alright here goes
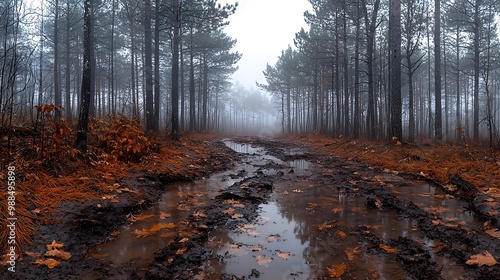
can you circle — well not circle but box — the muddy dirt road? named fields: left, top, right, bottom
left=5, top=137, right=500, bottom=279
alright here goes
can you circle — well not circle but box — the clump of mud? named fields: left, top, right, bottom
left=145, top=176, right=273, bottom=280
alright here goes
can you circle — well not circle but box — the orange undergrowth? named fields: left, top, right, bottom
left=289, top=134, right=500, bottom=191
left=0, top=114, right=228, bottom=255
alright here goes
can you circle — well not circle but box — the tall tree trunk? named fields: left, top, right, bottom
left=144, top=0, right=154, bottom=131
left=65, top=0, right=71, bottom=121
left=189, top=26, right=196, bottom=131
left=343, top=8, right=349, bottom=137
left=389, top=0, right=402, bottom=141
left=75, top=0, right=93, bottom=153
left=171, top=0, right=180, bottom=140
left=353, top=0, right=360, bottom=138
left=202, top=53, right=208, bottom=131
left=180, top=32, right=185, bottom=130
left=110, top=0, right=115, bottom=115
left=54, top=0, right=61, bottom=120
left=434, top=0, right=442, bottom=142
left=472, top=0, right=480, bottom=141
left=362, top=0, right=380, bottom=140
left=154, top=0, right=160, bottom=131
left=130, top=11, right=137, bottom=118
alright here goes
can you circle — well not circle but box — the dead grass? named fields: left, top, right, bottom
left=288, top=134, right=500, bottom=191
left=0, top=118, right=228, bottom=255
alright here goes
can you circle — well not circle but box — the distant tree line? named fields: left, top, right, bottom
left=0, top=0, right=241, bottom=143
left=262, top=0, right=500, bottom=147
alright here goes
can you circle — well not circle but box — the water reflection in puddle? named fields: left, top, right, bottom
left=88, top=139, right=472, bottom=279
left=205, top=202, right=312, bottom=279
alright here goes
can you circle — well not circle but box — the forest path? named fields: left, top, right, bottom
left=6, top=136, right=500, bottom=280
left=143, top=136, right=500, bottom=279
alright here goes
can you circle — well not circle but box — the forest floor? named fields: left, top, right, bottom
left=2, top=132, right=500, bottom=279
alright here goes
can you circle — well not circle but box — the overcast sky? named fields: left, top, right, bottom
left=222, top=0, right=312, bottom=90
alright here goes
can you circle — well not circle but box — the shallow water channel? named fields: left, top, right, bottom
left=89, top=139, right=479, bottom=279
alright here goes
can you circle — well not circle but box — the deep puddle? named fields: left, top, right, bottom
left=87, top=139, right=475, bottom=279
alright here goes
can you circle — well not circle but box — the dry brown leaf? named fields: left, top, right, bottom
left=306, top=203, right=319, bottom=211
left=179, top=237, right=189, bottom=243
left=337, top=231, right=347, bottom=239
left=223, top=208, right=236, bottom=215
left=135, top=214, right=155, bottom=221
left=34, top=258, right=61, bottom=269
left=229, top=244, right=247, bottom=256
left=466, top=251, right=498, bottom=267
left=315, top=222, right=334, bottom=231
left=126, top=213, right=137, bottom=222
left=176, top=247, right=187, bottom=255
left=276, top=251, right=294, bottom=260
left=47, top=240, right=64, bottom=251
left=331, top=207, right=343, bottom=214
left=238, top=224, right=256, bottom=232
left=247, top=230, right=261, bottom=237
left=150, top=223, right=176, bottom=231
left=232, top=203, right=246, bottom=208
left=379, top=244, right=399, bottom=253
left=327, top=263, right=346, bottom=278
left=431, top=243, right=446, bottom=253
left=45, top=249, right=72, bottom=260
left=223, top=198, right=239, bottom=204
left=159, top=212, right=171, bottom=219
left=267, top=234, right=281, bottom=242
left=256, top=255, right=273, bottom=267
left=193, top=210, right=208, bottom=219
left=485, top=228, right=500, bottom=239
left=231, top=213, right=244, bottom=219
left=345, top=247, right=361, bottom=261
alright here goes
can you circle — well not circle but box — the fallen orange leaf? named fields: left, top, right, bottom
left=379, top=244, right=399, bottom=253
left=47, top=240, right=64, bottom=250
left=159, top=212, right=172, bottom=219
left=345, top=247, right=361, bottom=261
left=466, top=251, right=497, bottom=267
left=266, top=234, right=281, bottom=242
left=176, top=247, right=187, bottom=255
left=431, top=243, right=446, bottom=253
left=327, top=263, right=346, bottom=278
left=276, top=251, right=294, bottom=260
left=45, top=249, right=72, bottom=260
left=255, top=255, right=273, bottom=267
left=485, top=228, right=500, bottom=239
left=135, top=214, right=155, bottom=221
left=34, top=258, right=61, bottom=269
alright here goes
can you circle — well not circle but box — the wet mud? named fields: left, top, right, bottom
left=3, top=137, right=500, bottom=280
